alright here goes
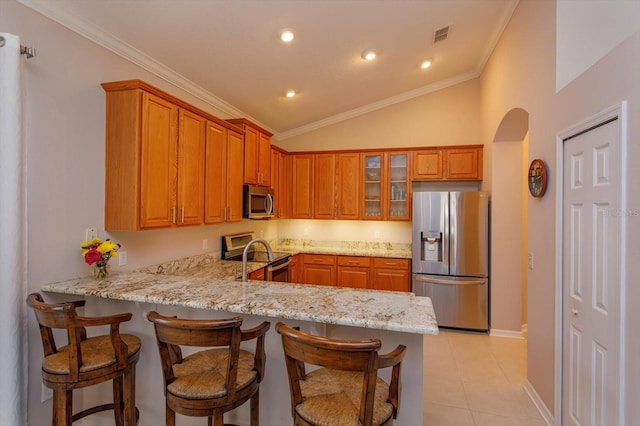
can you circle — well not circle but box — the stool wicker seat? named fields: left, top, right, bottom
left=27, top=292, right=141, bottom=426
left=147, top=311, right=270, bottom=426
left=275, top=322, right=406, bottom=426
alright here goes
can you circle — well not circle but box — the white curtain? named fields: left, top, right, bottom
left=0, top=32, right=27, bottom=425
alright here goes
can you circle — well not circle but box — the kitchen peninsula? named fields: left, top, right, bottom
left=42, top=254, right=438, bottom=425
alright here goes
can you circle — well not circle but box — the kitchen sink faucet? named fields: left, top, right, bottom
left=241, top=238, right=274, bottom=282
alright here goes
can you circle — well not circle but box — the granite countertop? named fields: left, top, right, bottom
left=270, top=238, right=412, bottom=259
left=42, top=253, right=437, bottom=335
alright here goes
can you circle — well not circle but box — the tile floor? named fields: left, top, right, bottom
left=423, top=330, right=548, bottom=426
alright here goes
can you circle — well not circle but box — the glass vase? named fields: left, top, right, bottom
left=93, top=263, right=110, bottom=279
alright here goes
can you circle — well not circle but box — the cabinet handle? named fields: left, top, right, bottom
left=181, top=207, right=185, bottom=223
left=229, top=207, right=232, bottom=219
left=172, top=207, right=176, bottom=224
left=223, top=207, right=227, bottom=221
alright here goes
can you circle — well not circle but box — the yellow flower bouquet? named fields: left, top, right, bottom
left=81, top=237, right=120, bottom=279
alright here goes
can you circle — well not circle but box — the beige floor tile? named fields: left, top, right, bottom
left=471, top=410, right=548, bottom=426
left=423, top=402, right=475, bottom=426
left=462, top=380, right=543, bottom=420
left=424, top=330, right=547, bottom=425
left=423, top=373, right=468, bottom=409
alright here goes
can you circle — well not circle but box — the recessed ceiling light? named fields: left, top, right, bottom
left=280, top=29, right=295, bottom=43
left=361, top=49, right=377, bottom=61
left=421, top=59, right=433, bottom=69
left=285, top=90, right=296, bottom=98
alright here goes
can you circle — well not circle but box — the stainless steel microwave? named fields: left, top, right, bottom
left=243, top=185, right=274, bottom=219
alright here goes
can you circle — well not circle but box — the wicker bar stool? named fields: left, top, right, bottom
left=27, top=292, right=141, bottom=425
left=147, top=311, right=270, bottom=426
left=276, top=322, right=406, bottom=426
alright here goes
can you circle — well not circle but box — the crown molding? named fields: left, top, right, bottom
left=278, top=70, right=479, bottom=140
left=475, top=0, right=520, bottom=73
left=16, top=0, right=274, bottom=130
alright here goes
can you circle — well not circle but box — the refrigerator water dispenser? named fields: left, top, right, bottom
left=420, top=231, right=442, bottom=262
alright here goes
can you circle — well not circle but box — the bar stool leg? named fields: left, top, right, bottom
left=113, top=375, right=124, bottom=426
left=52, top=388, right=72, bottom=426
left=124, top=365, right=137, bottom=425
left=166, top=401, right=176, bottom=426
left=250, top=391, right=259, bottom=426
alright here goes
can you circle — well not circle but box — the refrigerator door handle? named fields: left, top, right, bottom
left=413, top=276, right=485, bottom=286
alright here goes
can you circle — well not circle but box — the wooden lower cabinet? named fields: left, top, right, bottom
left=371, top=258, right=411, bottom=292
left=299, top=254, right=410, bottom=291
left=249, top=267, right=265, bottom=281
left=302, top=254, right=336, bottom=286
left=289, top=254, right=301, bottom=283
left=336, top=256, right=370, bottom=289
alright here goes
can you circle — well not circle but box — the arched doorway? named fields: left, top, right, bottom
left=490, top=108, right=529, bottom=337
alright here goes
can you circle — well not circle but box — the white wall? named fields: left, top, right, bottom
left=556, top=0, right=640, bottom=91
left=491, top=139, right=525, bottom=333
left=479, top=0, right=558, bottom=412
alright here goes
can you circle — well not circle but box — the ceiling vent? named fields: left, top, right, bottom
left=433, top=26, right=450, bottom=43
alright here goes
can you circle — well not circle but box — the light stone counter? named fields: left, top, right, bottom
left=42, top=255, right=437, bottom=335
left=41, top=253, right=436, bottom=425
left=271, top=238, right=412, bottom=259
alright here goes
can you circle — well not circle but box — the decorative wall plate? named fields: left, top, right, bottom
left=528, top=159, right=547, bottom=198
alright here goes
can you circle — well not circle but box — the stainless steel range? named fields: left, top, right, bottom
left=221, top=232, right=291, bottom=282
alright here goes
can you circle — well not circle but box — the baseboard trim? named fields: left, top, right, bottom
left=489, top=328, right=525, bottom=339
left=524, top=380, right=554, bottom=426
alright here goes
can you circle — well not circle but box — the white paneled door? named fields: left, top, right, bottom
left=562, top=116, right=623, bottom=425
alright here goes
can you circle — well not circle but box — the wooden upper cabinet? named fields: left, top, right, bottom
left=277, top=149, right=289, bottom=218
left=412, top=150, right=443, bottom=179
left=386, top=152, right=410, bottom=220
left=258, top=132, right=271, bottom=186
left=313, top=153, right=336, bottom=219
left=139, top=92, right=178, bottom=229
left=336, top=153, right=360, bottom=220
left=269, top=147, right=289, bottom=219
left=176, top=110, right=206, bottom=226
left=291, top=154, right=314, bottom=219
left=204, top=121, right=244, bottom=224
left=312, top=152, right=360, bottom=220
left=270, top=148, right=280, bottom=217
left=204, top=121, right=227, bottom=224
left=361, top=153, right=384, bottom=220
left=227, top=118, right=273, bottom=187
left=445, top=148, right=483, bottom=180
left=226, top=129, right=245, bottom=222
left=411, top=146, right=483, bottom=181
left=243, top=125, right=259, bottom=184
left=102, top=79, right=243, bottom=230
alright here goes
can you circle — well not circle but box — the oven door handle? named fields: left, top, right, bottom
left=267, top=259, right=291, bottom=272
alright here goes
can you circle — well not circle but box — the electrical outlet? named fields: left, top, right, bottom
left=41, top=384, right=53, bottom=402
left=528, top=252, right=534, bottom=270
left=202, top=239, right=208, bottom=250
left=374, top=231, right=381, bottom=239
left=303, top=228, right=309, bottom=236
left=84, top=227, right=98, bottom=241
left=118, top=251, right=127, bottom=266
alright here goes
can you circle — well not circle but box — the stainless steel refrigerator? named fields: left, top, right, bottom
left=412, top=191, right=489, bottom=331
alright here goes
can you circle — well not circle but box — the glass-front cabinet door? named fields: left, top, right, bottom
left=387, top=152, right=409, bottom=220
left=363, top=153, right=383, bottom=220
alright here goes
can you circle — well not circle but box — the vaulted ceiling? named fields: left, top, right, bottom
left=20, top=0, right=518, bottom=138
